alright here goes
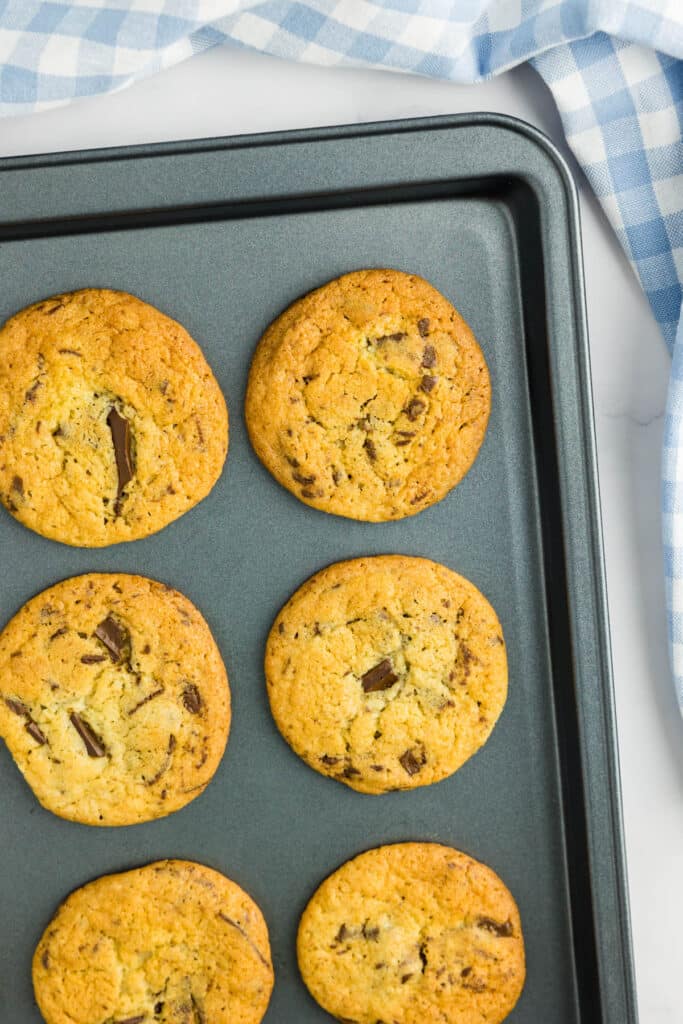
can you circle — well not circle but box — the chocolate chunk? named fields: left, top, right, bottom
left=41, top=950, right=49, bottom=969
left=363, top=438, right=377, bottom=462
left=292, top=471, right=316, bottom=485
left=321, top=755, right=340, bottom=765
left=401, top=973, right=413, bottom=983
left=410, top=490, right=429, bottom=504
left=420, top=375, right=437, bottom=393
left=302, top=374, right=318, bottom=385
left=399, top=746, right=427, bottom=776
left=343, top=765, right=361, bottom=778
left=301, top=488, right=316, bottom=498
left=286, top=455, right=300, bottom=468
left=334, top=924, right=350, bottom=943
left=476, top=916, right=513, bottom=937
left=4, top=697, right=29, bottom=717
left=332, top=466, right=342, bottom=485
left=370, top=764, right=384, bottom=771
left=69, top=713, right=106, bottom=757
left=404, top=397, right=426, bottom=421
left=113, top=1017, right=146, bottom=1024
left=182, top=683, right=202, bottom=714
left=81, top=654, right=107, bottom=664
left=107, top=406, right=135, bottom=514
left=422, top=345, right=436, bottom=369
left=58, top=349, right=82, bottom=357
left=50, top=627, right=68, bottom=640
left=11, top=475, right=23, bottom=498
left=361, top=659, right=398, bottom=693
left=461, top=966, right=472, bottom=977
left=94, top=614, right=130, bottom=663
left=375, top=332, right=407, bottom=343
left=419, top=942, right=428, bottom=971
left=418, top=318, right=431, bottom=338
left=25, top=721, right=47, bottom=745
left=362, top=922, right=379, bottom=941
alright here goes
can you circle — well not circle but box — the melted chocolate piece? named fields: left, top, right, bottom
left=476, top=916, right=513, bottom=937
left=404, top=397, right=426, bottom=421
left=11, top=475, right=23, bottom=498
left=217, top=912, right=270, bottom=968
left=362, top=922, right=380, bottom=941
left=94, top=614, right=130, bottom=663
left=422, top=344, right=436, bottom=367
left=182, top=684, right=202, bottom=714
left=69, top=713, right=106, bottom=757
left=107, top=406, right=134, bottom=514
left=292, top=471, right=316, bottom=485
left=418, top=318, right=431, bottom=338
left=334, top=924, right=350, bottom=944
left=321, top=754, right=340, bottom=765
left=128, top=688, right=164, bottom=716
left=420, top=375, right=437, bottom=393
left=81, top=654, right=107, bottom=664
left=363, top=438, right=377, bottom=462
left=361, top=659, right=398, bottom=693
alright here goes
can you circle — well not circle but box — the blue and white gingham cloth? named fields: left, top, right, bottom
left=0, top=1, right=682, bottom=709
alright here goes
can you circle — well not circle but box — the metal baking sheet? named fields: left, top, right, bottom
left=0, top=114, right=637, bottom=1023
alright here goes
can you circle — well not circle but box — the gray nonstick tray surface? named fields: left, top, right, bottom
left=0, top=114, right=636, bottom=1023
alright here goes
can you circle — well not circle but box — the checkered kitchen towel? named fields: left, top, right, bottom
left=1, top=0, right=682, bottom=708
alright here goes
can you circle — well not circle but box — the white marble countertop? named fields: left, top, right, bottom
left=1, top=46, right=681, bottom=1023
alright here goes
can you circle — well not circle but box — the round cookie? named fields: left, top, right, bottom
left=245, top=269, right=490, bottom=521
left=0, top=573, right=230, bottom=825
left=33, top=859, right=273, bottom=1024
left=0, top=288, right=228, bottom=546
left=266, top=555, right=506, bottom=793
left=298, top=842, right=525, bottom=1024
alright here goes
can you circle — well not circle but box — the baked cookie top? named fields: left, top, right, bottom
left=33, top=859, right=273, bottom=1024
left=298, top=842, right=525, bottom=1024
left=245, top=269, right=490, bottom=521
left=266, top=555, right=507, bottom=793
left=0, top=573, right=230, bottom=825
left=0, top=289, right=228, bottom=546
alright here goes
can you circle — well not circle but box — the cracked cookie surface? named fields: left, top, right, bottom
left=266, top=555, right=506, bottom=793
left=298, top=842, right=525, bottom=1024
left=245, top=269, right=490, bottom=521
left=0, top=573, right=230, bottom=825
left=0, top=289, right=228, bottom=546
left=33, top=859, right=273, bottom=1024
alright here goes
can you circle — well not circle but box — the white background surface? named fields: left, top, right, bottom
left=1, top=46, right=681, bottom=1022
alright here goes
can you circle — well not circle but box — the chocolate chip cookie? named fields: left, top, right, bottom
left=34, top=859, right=273, bottom=1024
left=0, top=289, right=228, bottom=546
left=0, top=573, right=230, bottom=825
left=298, top=842, right=525, bottom=1024
left=245, top=269, right=490, bottom=521
left=266, top=555, right=507, bottom=793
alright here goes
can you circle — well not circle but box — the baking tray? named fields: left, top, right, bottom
left=0, top=114, right=636, bottom=1023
